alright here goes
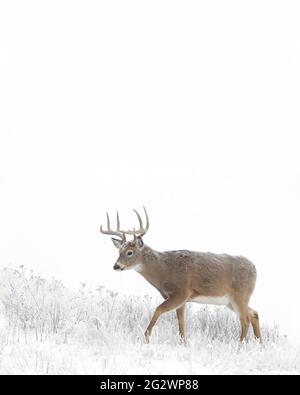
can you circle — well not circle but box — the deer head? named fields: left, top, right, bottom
left=100, top=206, right=149, bottom=271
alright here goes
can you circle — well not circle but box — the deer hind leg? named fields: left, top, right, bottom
left=145, top=294, right=188, bottom=344
left=240, top=314, right=250, bottom=342
left=248, top=307, right=261, bottom=341
left=176, top=304, right=186, bottom=345
left=231, top=300, right=250, bottom=342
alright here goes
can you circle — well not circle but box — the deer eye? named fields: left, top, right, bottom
left=127, top=250, right=133, bottom=257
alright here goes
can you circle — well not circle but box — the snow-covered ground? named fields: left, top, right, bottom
left=0, top=266, right=299, bottom=375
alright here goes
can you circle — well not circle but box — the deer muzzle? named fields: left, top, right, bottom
left=113, top=262, right=124, bottom=271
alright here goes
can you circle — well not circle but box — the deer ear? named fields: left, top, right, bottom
left=136, top=236, right=144, bottom=249
left=111, top=238, right=122, bottom=249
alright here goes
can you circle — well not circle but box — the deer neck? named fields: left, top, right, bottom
left=134, top=245, right=165, bottom=279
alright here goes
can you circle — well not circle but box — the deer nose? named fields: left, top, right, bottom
left=113, top=263, right=121, bottom=271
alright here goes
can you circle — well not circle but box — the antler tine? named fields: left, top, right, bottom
left=106, top=212, right=110, bottom=230
left=133, top=209, right=143, bottom=229
left=99, top=212, right=110, bottom=234
left=143, top=206, right=150, bottom=234
left=116, top=211, right=120, bottom=231
left=116, top=211, right=126, bottom=243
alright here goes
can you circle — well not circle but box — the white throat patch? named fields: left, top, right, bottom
left=134, top=263, right=143, bottom=272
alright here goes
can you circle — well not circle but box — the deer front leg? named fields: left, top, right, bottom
left=144, top=295, right=188, bottom=343
left=176, top=304, right=186, bottom=345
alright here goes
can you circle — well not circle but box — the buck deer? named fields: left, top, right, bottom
left=100, top=207, right=261, bottom=344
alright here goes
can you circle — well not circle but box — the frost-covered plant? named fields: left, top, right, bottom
left=0, top=266, right=297, bottom=375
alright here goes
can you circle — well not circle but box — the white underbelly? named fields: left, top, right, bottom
left=190, top=295, right=231, bottom=306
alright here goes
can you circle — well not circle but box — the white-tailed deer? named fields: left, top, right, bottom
left=100, top=207, right=261, bottom=344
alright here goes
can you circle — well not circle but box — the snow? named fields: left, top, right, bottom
left=0, top=266, right=299, bottom=375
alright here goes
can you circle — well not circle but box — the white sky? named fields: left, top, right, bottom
left=1, top=1, right=300, bottom=341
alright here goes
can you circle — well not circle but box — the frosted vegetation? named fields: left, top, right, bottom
left=0, top=266, right=299, bottom=375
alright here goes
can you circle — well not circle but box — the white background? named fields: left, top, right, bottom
left=0, top=1, right=299, bottom=341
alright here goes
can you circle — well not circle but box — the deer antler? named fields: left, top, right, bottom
left=100, top=207, right=149, bottom=241
left=122, top=206, right=149, bottom=237
left=100, top=211, right=126, bottom=243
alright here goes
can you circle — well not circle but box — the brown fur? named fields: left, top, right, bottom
left=112, top=238, right=261, bottom=344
